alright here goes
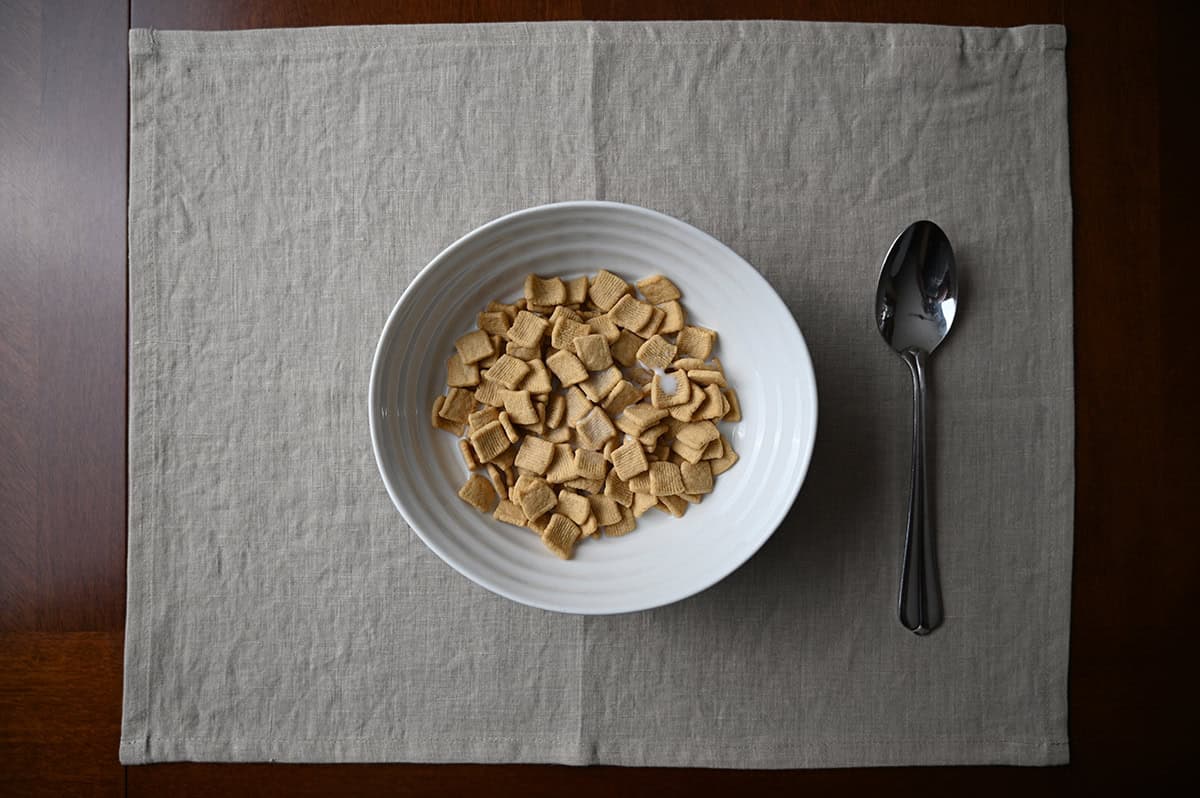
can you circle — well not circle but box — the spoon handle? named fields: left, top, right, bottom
left=899, top=349, right=944, bottom=635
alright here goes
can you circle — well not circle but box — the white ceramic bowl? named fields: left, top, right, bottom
left=369, top=201, right=817, bottom=614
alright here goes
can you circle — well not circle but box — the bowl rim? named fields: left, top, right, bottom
left=368, top=200, right=818, bottom=614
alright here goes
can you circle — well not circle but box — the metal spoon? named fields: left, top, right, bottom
left=875, top=220, right=958, bottom=635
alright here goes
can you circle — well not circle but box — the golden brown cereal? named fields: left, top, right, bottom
left=458, top=474, right=497, bottom=513
left=616, top=402, right=669, bottom=435
left=681, top=460, right=714, bottom=494
left=525, top=274, right=567, bottom=306
left=627, top=365, right=655, bottom=386
left=672, top=357, right=707, bottom=371
left=545, top=394, right=566, bottom=428
left=587, top=314, right=621, bottom=344
left=634, top=306, right=666, bottom=338
left=564, top=476, right=604, bottom=493
left=439, top=387, right=476, bottom=424
left=711, top=434, right=739, bottom=475
left=481, top=334, right=504, bottom=366
left=604, top=471, right=634, bottom=507
left=580, top=366, right=623, bottom=403
left=447, top=353, right=481, bottom=388
left=487, top=463, right=508, bottom=500
left=493, top=499, right=527, bottom=527
left=542, top=513, right=582, bottom=559
left=628, top=474, right=653, bottom=496
left=701, top=436, right=724, bottom=461
left=670, top=437, right=706, bottom=465
left=657, top=494, right=689, bottom=517
left=527, top=513, right=550, bottom=534
left=574, top=449, right=608, bottom=481
left=636, top=274, right=681, bottom=304
left=514, top=436, right=555, bottom=473
left=431, top=396, right=466, bottom=436
left=588, top=269, right=632, bottom=311
left=455, top=329, right=495, bottom=364
left=605, top=505, right=638, bottom=536
left=486, top=354, right=532, bottom=390
left=581, top=515, right=600, bottom=537
left=694, top=384, right=725, bottom=421
left=574, top=334, right=613, bottom=371
left=638, top=422, right=670, bottom=448
left=675, top=420, right=719, bottom=450
left=657, top=300, right=685, bottom=334
left=469, top=406, right=501, bottom=432
left=470, top=420, right=512, bottom=463
left=497, top=411, right=520, bottom=444
left=564, top=386, right=594, bottom=425
left=632, top=491, right=658, bottom=517
left=459, top=439, right=480, bottom=471
left=668, top=381, right=707, bottom=422
left=506, top=343, right=541, bottom=360
left=589, top=494, right=622, bottom=526
left=546, top=349, right=589, bottom=386
left=501, top=389, right=539, bottom=425
left=574, top=406, right=617, bottom=450
left=507, top=310, right=549, bottom=349
left=601, top=380, right=641, bottom=417
left=477, top=310, right=510, bottom=336
left=474, top=378, right=505, bottom=408
left=688, top=369, right=726, bottom=387
left=636, top=334, right=677, bottom=370
left=651, top=371, right=692, bottom=408
left=545, top=443, right=578, bottom=483
left=680, top=493, right=704, bottom=505
left=491, top=445, right=517, bottom=470
left=550, top=316, right=592, bottom=352
left=608, top=294, right=654, bottom=331
left=545, top=424, right=571, bottom=444
left=611, top=439, right=650, bottom=480
left=555, top=490, right=592, bottom=525
left=649, top=461, right=686, bottom=496
left=723, top=388, right=742, bottom=422
left=675, top=325, right=717, bottom=360
left=550, top=305, right=583, bottom=325
left=522, top=359, right=553, bottom=394
left=565, top=275, right=589, bottom=305
left=610, top=329, right=645, bottom=367
left=487, top=300, right=517, bottom=318
left=516, top=476, right=558, bottom=519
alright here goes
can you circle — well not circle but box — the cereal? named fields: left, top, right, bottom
left=433, top=270, right=742, bottom=556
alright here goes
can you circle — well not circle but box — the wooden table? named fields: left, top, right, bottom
left=1, top=1, right=1194, bottom=794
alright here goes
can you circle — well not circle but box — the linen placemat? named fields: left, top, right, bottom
left=122, top=21, right=1072, bottom=767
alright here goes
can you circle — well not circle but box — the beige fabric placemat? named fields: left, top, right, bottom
left=122, top=21, right=1072, bottom=767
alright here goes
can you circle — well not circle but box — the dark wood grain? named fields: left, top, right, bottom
left=1, top=0, right=1194, bottom=794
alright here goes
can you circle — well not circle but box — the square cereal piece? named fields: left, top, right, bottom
left=487, top=463, right=508, bottom=500
left=611, top=439, right=650, bottom=480
left=627, top=470, right=653, bottom=492
left=546, top=349, right=588, bottom=387
left=651, top=370, right=692, bottom=408
left=723, top=388, right=742, bottom=422
left=649, top=461, right=686, bottom=496
left=564, top=386, right=594, bottom=425
left=469, top=420, right=512, bottom=463
left=656, top=300, right=685, bottom=334
left=478, top=335, right=503, bottom=368
left=615, top=402, right=669, bottom=435
left=588, top=494, right=622, bottom=526
left=672, top=357, right=706, bottom=371
left=587, top=314, right=621, bottom=344
left=687, top=369, right=726, bottom=387
left=477, top=310, right=510, bottom=336
left=669, top=437, right=704, bottom=464
left=580, top=366, right=623, bottom=403
left=545, top=424, right=571, bottom=444
left=668, top=381, right=707, bottom=421
left=447, top=353, right=480, bottom=388
left=636, top=334, right=677, bottom=370
left=607, top=294, right=654, bottom=331
left=455, top=329, right=495, bottom=364
left=694, top=384, right=725, bottom=421
left=587, top=269, right=632, bottom=311
left=610, top=329, right=645, bottom=367
left=701, top=436, right=724, bottom=461
left=634, top=305, right=666, bottom=338
left=487, top=300, right=517, bottom=316
left=565, top=275, right=589, bottom=305
left=430, top=396, right=465, bottom=436
left=497, top=411, right=520, bottom=443
left=468, top=406, right=500, bottom=432
left=550, top=305, right=583, bottom=325
left=546, top=394, right=566, bottom=428
left=516, top=476, right=558, bottom=519
left=573, top=334, right=613, bottom=371
left=506, top=343, right=541, bottom=360
left=474, top=378, right=505, bottom=408
left=522, top=358, right=553, bottom=394
left=439, top=387, right=476, bottom=424
left=491, top=445, right=517, bottom=470
left=604, top=470, right=634, bottom=507
left=458, top=474, right=497, bottom=513
left=541, top=513, right=582, bottom=559
left=676, top=420, right=720, bottom=450
left=514, top=435, right=555, bottom=473
left=564, top=476, right=604, bottom=494
left=636, top=274, right=681, bottom=304
left=580, top=515, right=600, bottom=538
left=492, top=499, right=527, bottom=528
left=550, top=316, right=592, bottom=352
left=525, top=274, right=567, bottom=306
left=632, top=491, right=658, bottom=517
left=711, top=434, right=740, bottom=475
left=681, top=460, right=714, bottom=494
left=545, top=443, right=579, bottom=483
left=574, top=449, right=608, bottom=481
left=657, top=494, right=688, bottom=518
left=506, top=310, right=549, bottom=349
left=681, top=492, right=704, bottom=505
left=574, top=406, right=616, bottom=450
left=627, top=365, right=654, bottom=386
left=459, top=439, right=480, bottom=471
left=675, top=325, right=717, bottom=360
left=500, top=389, right=538, bottom=425
left=527, top=513, right=550, bottom=534
left=638, top=422, right=670, bottom=448
left=601, top=380, right=641, bottom=417
left=605, top=505, right=637, bottom=536
left=485, top=354, right=531, bottom=389
left=555, top=489, right=592, bottom=525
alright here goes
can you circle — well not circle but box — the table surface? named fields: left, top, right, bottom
left=1, top=0, right=1194, bottom=795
